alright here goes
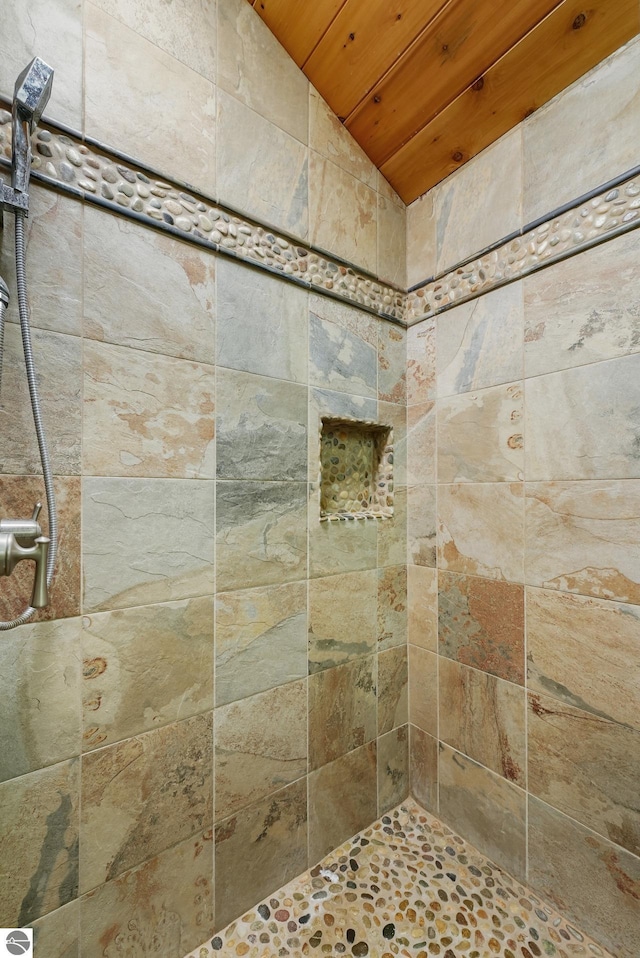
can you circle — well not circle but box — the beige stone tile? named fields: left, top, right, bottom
left=81, top=829, right=214, bottom=958
left=308, top=742, right=377, bottom=863
left=0, top=617, right=81, bottom=782
left=83, top=477, right=215, bottom=612
left=90, top=0, right=216, bottom=76
left=31, top=899, right=79, bottom=958
left=438, top=571, right=525, bottom=684
left=309, top=306, right=377, bottom=399
left=80, top=712, right=213, bottom=891
left=309, top=293, right=378, bottom=348
left=215, top=581, right=307, bottom=707
left=217, top=91, right=308, bottom=239
left=438, top=382, right=524, bottom=483
left=84, top=4, right=216, bottom=194
left=309, top=485, right=378, bottom=578
left=377, top=322, right=406, bottom=404
left=525, top=480, right=640, bottom=604
left=215, top=780, right=307, bottom=930
left=439, top=658, right=526, bottom=786
left=216, top=368, right=306, bottom=481
left=438, top=483, right=525, bottom=583
left=0, top=187, right=82, bottom=337
left=83, top=340, right=215, bottom=479
left=83, top=207, right=216, bottom=363
left=216, top=480, right=307, bottom=592
left=309, top=570, right=376, bottom=673
left=528, top=689, right=640, bottom=856
left=0, top=475, right=81, bottom=623
left=377, top=725, right=409, bottom=815
left=407, top=565, right=437, bottom=652
left=377, top=191, right=407, bottom=288
left=407, top=192, right=436, bottom=289
left=407, top=319, right=436, bottom=405
left=81, top=597, right=213, bottom=750
left=437, top=284, right=524, bottom=398
left=309, top=88, right=377, bottom=189
left=528, top=797, right=640, bottom=958
left=526, top=587, right=640, bottom=732
left=377, top=564, right=407, bottom=652
left=0, top=325, right=81, bottom=475
left=378, top=646, right=408, bottom=735
left=308, top=656, right=377, bottom=770
left=215, top=681, right=307, bottom=821
left=526, top=354, right=640, bottom=481
left=1, top=0, right=82, bottom=127
left=408, top=645, right=437, bottom=737
left=308, top=388, right=378, bottom=482
left=438, top=744, right=526, bottom=881
left=524, top=229, right=640, bottom=378
left=309, top=152, right=377, bottom=273
left=379, top=399, right=407, bottom=487
left=407, top=400, right=435, bottom=486
left=0, top=759, right=79, bottom=925
left=435, top=129, right=522, bottom=272
left=410, top=726, right=438, bottom=812
left=217, top=258, right=308, bottom=383
left=218, top=0, right=308, bottom=142
left=379, top=484, right=408, bottom=568
left=523, top=35, right=640, bottom=222
left=408, top=484, right=437, bottom=567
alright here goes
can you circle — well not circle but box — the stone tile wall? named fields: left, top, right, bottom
left=406, top=35, right=640, bottom=958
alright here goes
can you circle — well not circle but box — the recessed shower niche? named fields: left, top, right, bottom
left=319, top=417, right=393, bottom=520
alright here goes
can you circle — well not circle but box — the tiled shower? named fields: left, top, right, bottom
left=0, top=1, right=638, bottom=957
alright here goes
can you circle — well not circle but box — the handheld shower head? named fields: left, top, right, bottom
left=13, top=57, right=54, bottom=130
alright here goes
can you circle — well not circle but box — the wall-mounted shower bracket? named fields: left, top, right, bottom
left=0, top=177, right=30, bottom=231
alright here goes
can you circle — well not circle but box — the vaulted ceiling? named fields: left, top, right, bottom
left=248, top=0, right=639, bottom=203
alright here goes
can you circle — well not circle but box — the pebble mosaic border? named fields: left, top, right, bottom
left=185, top=801, right=614, bottom=958
left=1, top=107, right=638, bottom=329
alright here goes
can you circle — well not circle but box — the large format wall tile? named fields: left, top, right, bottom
left=309, top=88, right=377, bottom=190
left=81, top=829, right=214, bottom=958
left=309, top=570, right=376, bottom=673
left=437, top=382, right=524, bottom=483
left=407, top=565, right=437, bottom=652
left=408, top=645, right=437, bottom=737
left=216, top=368, right=307, bottom=480
left=525, top=480, right=640, bottom=604
left=309, top=310, right=377, bottom=399
left=524, top=229, right=640, bottom=378
left=308, top=656, right=377, bottom=770
left=438, top=483, right=525, bottom=582
left=84, top=340, right=216, bottom=479
left=309, top=153, right=377, bottom=274
left=436, top=285, right=524, bottom=398
left=438, top=745, right=526, bottom=882
left=407, top=400, right=435, bottom=485
left=215, top=780, right=307, bottom=930
left=526, top=587, right=640, bottom=731
left=218, top=0, right=308, bottom=143
left=439, top=658, right=526, bottom=787
left=410, top=726, right=438, bottom=812
left=438, top=571, right=525, bottom=684
left=215, top=581, right=307, bottom=707
left=379, top=484, right=408, bottom=569
left=528, top=690, right=640, bottom=856
left=80, top=712, right=213, bottom=891
left=81, top=597, right=213, bottom=750
left=0, top=617, right=81, bottom=782
left=378, top=725, right=409, bottom=815
left=377, top=188, right=407, bottom=288
left=525, top=354, right=640, bottom=481
left=218, top=92, right=308, bottom=239
left=407, top=319, right=436, bottom=405
left=0, top=759, right=79, bottom=925
left=31, top=899, right=79, bottom=958
left=308, top=742, right=377, bottom=863
left=407, top=192, right=436, bottom=289
left=84, top=4, right=216, bottom=195
left=308, top=488, right=378, bottom=578
left=216, top=258, right=308, bottom=384
left=407, top=484, right=436, bottom=567
left=216, top=480, right=307, bottom=592
left=377, top=564, right=407, bottom=651
left=83, top=207, right=216, bottom=364
left=215, top=680, right=307, bottom=820
left=83, top=477, right=215, bottom=612
left=528, top=798, right=640, bottom=958
left=379, top=323, right=407, bottom=405
left=378, top=646, right=408, bottom=735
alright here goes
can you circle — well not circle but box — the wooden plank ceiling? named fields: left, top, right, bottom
left=248, top=0, right=639, bottom=204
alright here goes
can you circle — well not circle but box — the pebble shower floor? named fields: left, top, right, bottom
left=185, top=801, right=613, bottom=958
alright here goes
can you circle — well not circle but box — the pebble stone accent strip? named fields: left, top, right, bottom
left=319, top=418, right=393, bottom=521
left=185, top=801, right=613, bottom=958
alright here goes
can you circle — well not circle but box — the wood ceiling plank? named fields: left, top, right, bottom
left=251, top=0, right=348, bottom=68
left=381, top=0, right=640, bottom=203
left=304, top=0, right=446, bottom=119
left=346, top=0, right=564, bottom=167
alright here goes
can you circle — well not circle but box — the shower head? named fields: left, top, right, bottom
left=13, top=58, right=54, bottom=130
